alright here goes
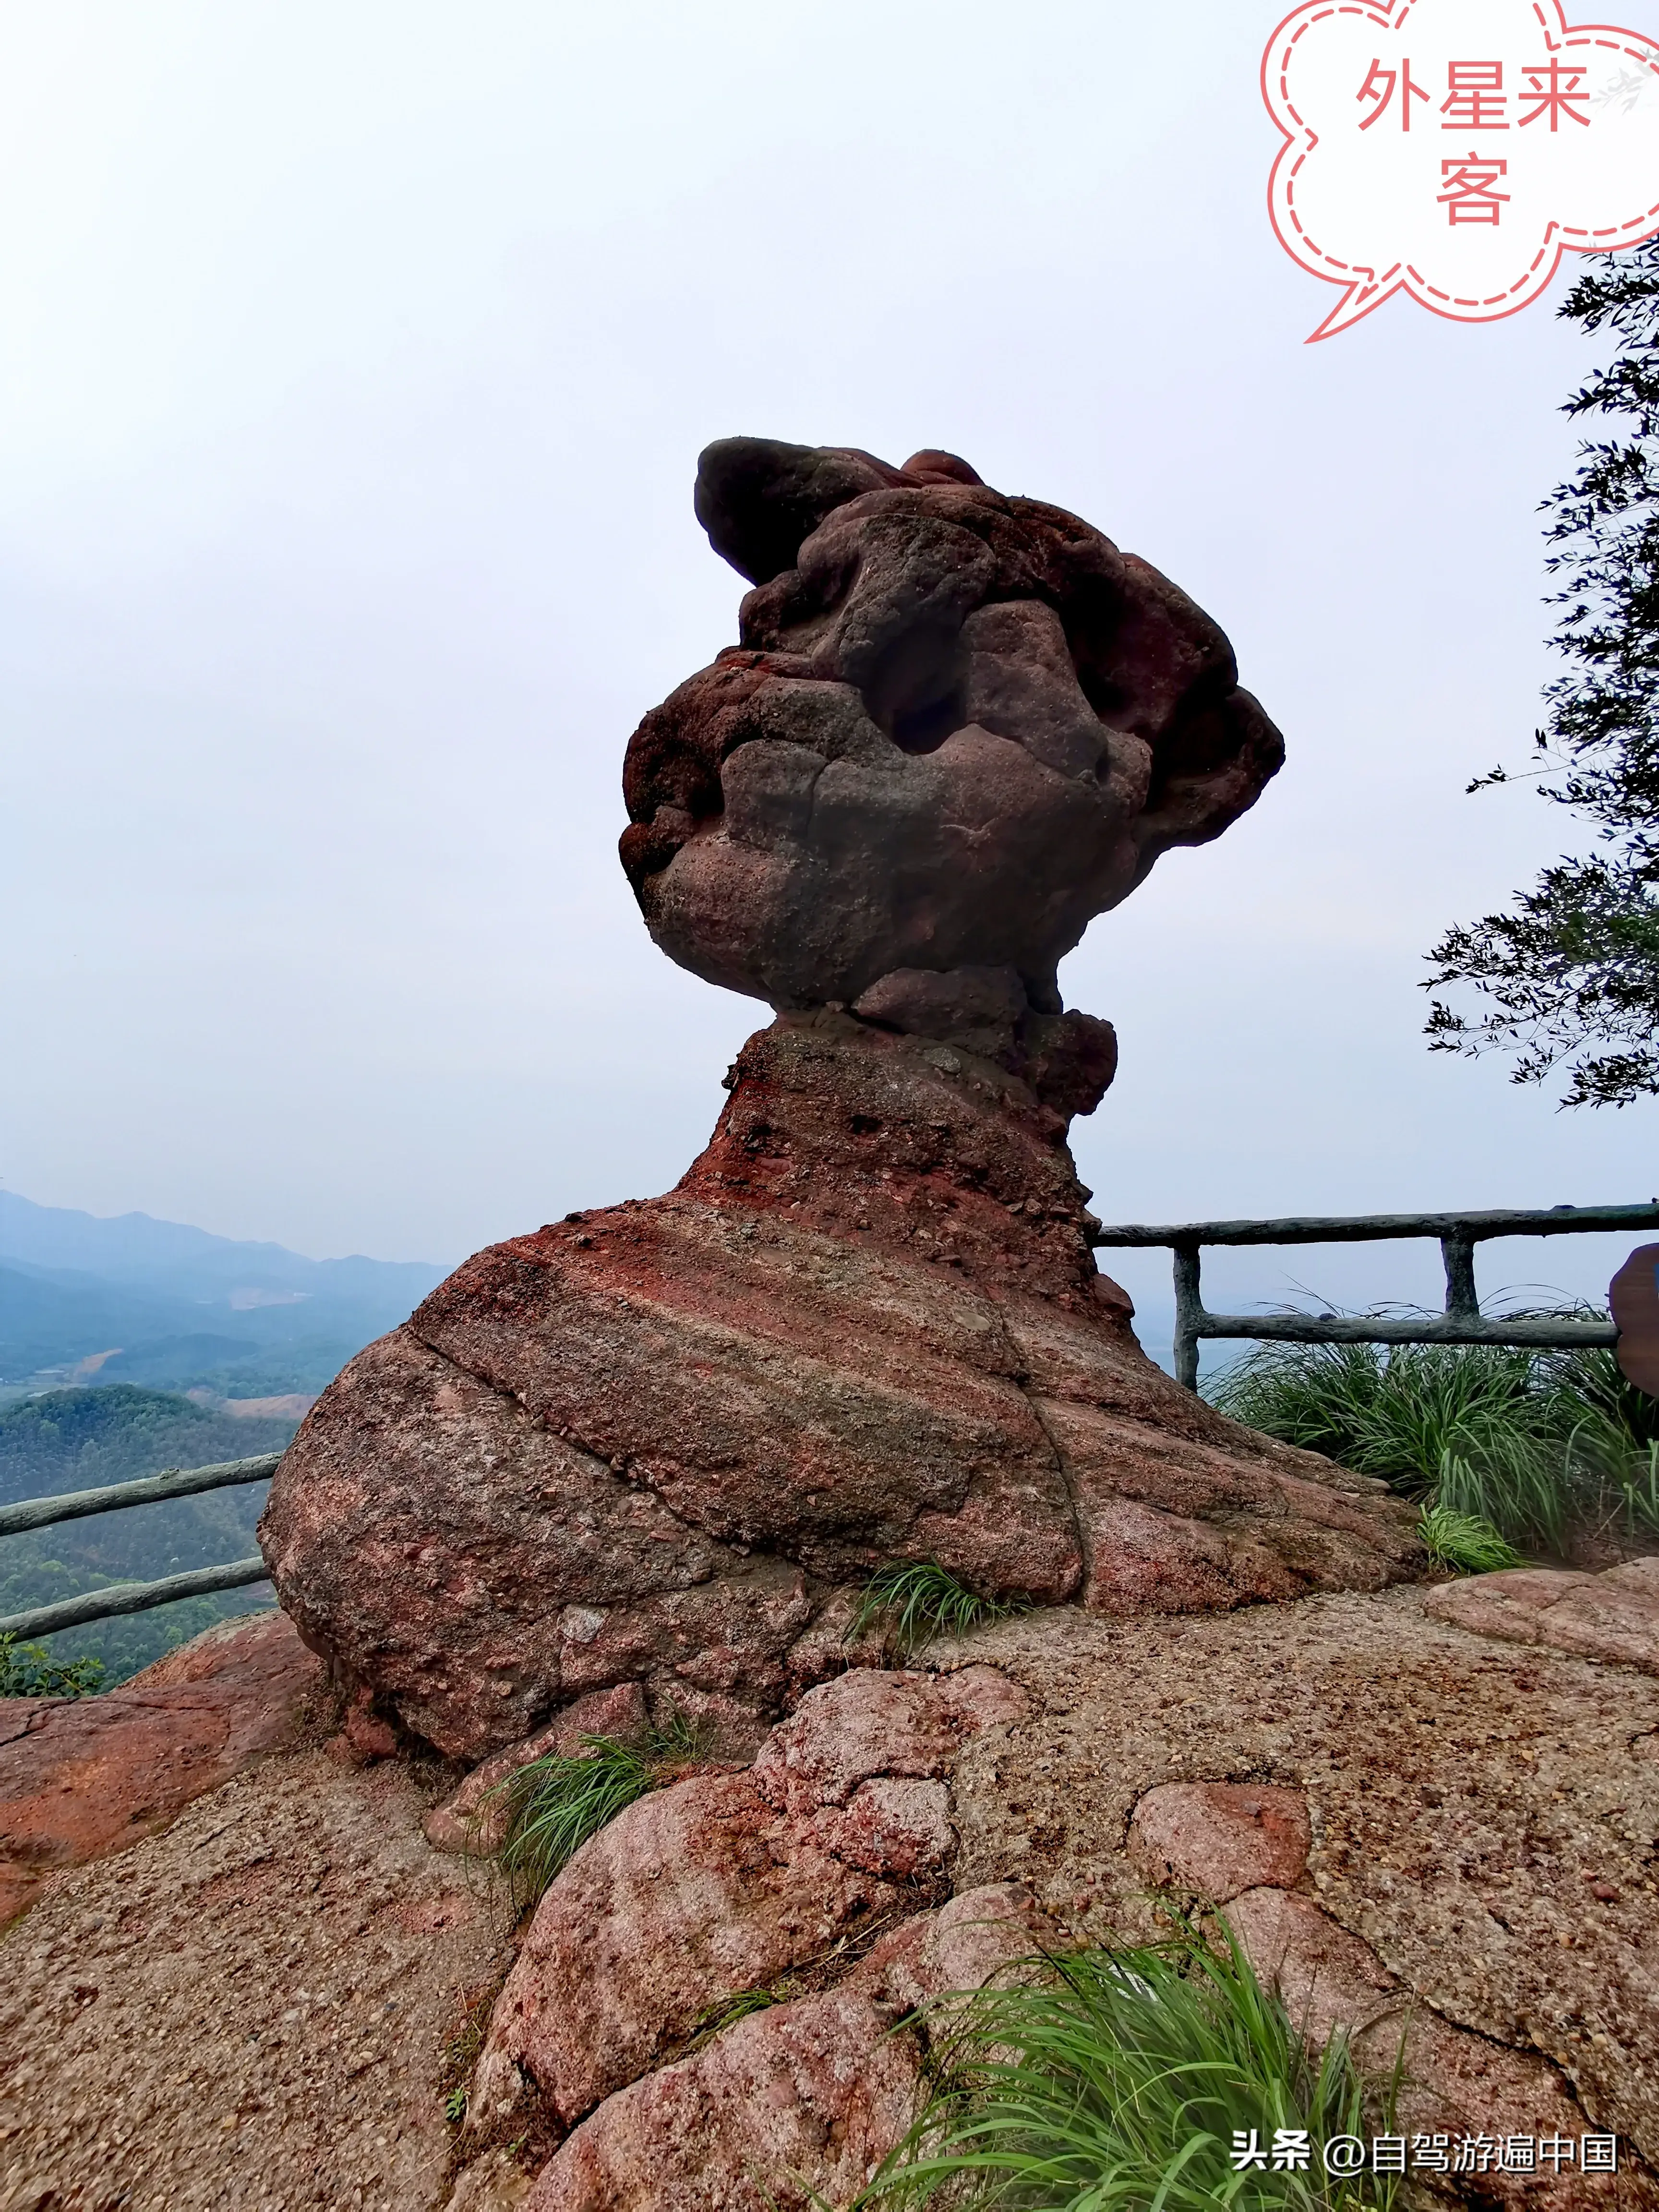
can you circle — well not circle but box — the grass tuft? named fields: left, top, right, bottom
left=1417, top=1502, right=1525, bottom=1575
left=857, top=1918, right=1399, bottom=2211
left=687, top=1978, right=804, bottom=2052
left=0, top=1631, right=105, bottom=1698
left=1209, top=1333, right=1659, bottom=1553
left=486, top=1708, right=708, bottom=1905
left=848, top=1560, right=1027, bottom=1656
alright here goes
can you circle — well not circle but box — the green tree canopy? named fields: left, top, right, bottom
left=1425, top=237, right=1659, bottom=1106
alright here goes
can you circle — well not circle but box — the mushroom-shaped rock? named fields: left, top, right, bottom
left=260, top=443, right=1421, bottom=1768
left=621, top=437, right=1284, bottom=1062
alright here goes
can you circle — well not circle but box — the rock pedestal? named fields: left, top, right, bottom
left=261, top=1014, right=1419, bottom=1761
left=261, top=437, right=1419, bottom=1761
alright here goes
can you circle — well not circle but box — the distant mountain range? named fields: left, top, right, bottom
left=0, top=1192, right=448, bottom=1397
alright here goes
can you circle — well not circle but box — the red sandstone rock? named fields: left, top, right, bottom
left=1424, top=1559, right=1659, bottom=1674
left=521, top=1982, right=921, bottom=2212
left=425, top=1683, right=649, bottom=1855
left=506, top=1882, right=1046, bottom=2212
left=0, top=1861, right=42, bottom=1927
left=263, top=1019, right=1421, bottom=1764
left=0, top=1611, right=324, bottom=1920
left=1127, top=1780, right=1311, bottom=1899
left=747, top=1665, right=1026, bottom=1878
left=469, top=1769, right=903, bottom=2135
left=469, top=1669, right=1026, bottom=2147
left=750, top=1665, right=1027, bottom=1820
left=261, top=439, right=1410, bottom=1771
left=623, top=438, right=1285, bottom=1039
left=868, top=1880, right=1053, bottom=2016
left=445, top=2152, right=533, bottom=2212
left=329, top=1683, right=400, bottom=1764
left=1226, top=1887, right=1634, bottom=2209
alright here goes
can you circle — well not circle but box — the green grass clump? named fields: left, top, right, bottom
left=687, top=1977, right=804, bottom=2052
left=488, top=1709, right=706, bottom=1904
left=1209, top=1334, right=1659, bottom=1553
left=849, top=1560, right=1027, bottom=1656
left=1417, top=1503, right=1525, bottom=1575
left=859, top=1921, right=1398, bottom=2212
left=0, top=1631, right=105, bottom=1698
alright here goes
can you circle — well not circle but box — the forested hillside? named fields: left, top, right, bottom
left=0, top=1385, right=301, bottom=1683
left=0, top=1190, right=445, bottom=1396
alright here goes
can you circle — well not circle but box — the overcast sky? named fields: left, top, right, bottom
left=3, top=0, right=1657, bottom=1362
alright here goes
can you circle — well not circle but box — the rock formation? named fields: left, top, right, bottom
left=622, top=438, right=1285, bottom=1068
left=10, top=1572, right=1659, bottom=2207
left=260, top=440, right=1419, bottom=1761
left=12, top=446, right=1658, bottom=2212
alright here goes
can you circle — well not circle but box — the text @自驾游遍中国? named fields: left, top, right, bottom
left=1262, top=0, right=1659, bottom=337
left=1231, top=2128, right=1619, bottom=2176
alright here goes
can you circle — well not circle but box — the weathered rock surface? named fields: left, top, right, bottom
left=1227, top=1885, right=1623, bottom=2209
left=621, top=438, right=1285, bottom=1044
left=9, top=1588, right=1659, bottom=2208
left=0, top=1738, right=509, bottom=2212
left=522, top=1980, right=920, bottom=2212
left=942, top=1588, right=1659, bottom=2187
left=0, top=1609, right=326, bottom=1926
left=425, top=1682, right=648, bottom=1856
left=259, top=442, right=1414, bottom=1772
left=262, top=1016, right=1420, bottom=1764
left=469, top=1767, right=900, bottom=2137
left=1127, top=1778, right=1311, bottom=1899
left=467, top=1666, right=1026, bottom=2143
left=445, top=1577, right=1659, bottom=2208
left=517, top=1883, right=1043, bottom=2212
left=1425, top=1557, right=1659, bottom=1675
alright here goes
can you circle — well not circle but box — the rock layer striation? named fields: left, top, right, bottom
left=262, top=1015, right=1419, bottom=1762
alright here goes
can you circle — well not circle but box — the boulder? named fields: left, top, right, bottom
left=520, top=1981, right=921, bottom=2212
left=261, top=1019, right=1422, bottom=1765
left=482, top=1882, right=1047, bottom=2212
left=467, top=1665, right=1026, bottom=2140
left=469, top=1769, right=904, bottom=2136
left=622, top=438, right=1286, bottom=1028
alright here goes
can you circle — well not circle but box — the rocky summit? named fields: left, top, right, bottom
left=8, top=442, right=1654, bottom=2212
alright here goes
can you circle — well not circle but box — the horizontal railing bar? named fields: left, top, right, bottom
left=0, top=1558, right=272, bottom=1643
left=1191, top=1313, right=1618, bottom=1348
left=1092, top=1203, right=1659, bottom=1249
left=0, top=1453, right=281, bottom=1540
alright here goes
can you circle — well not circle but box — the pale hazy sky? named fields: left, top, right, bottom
left=4, top=0, right=1658, bottom=1356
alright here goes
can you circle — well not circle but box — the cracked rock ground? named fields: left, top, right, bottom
left=6, top=1576, right=1659, bottom=2209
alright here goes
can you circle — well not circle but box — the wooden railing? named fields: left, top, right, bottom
left=1090, top=1203, right=1659, bottom=1390
left=0, top=1453, right=280, bottom=1642
left=5, top=1199, right=1657, bottom=1640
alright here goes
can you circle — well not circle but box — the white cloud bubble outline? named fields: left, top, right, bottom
left=1261, top=0, right=1659, bottom=339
